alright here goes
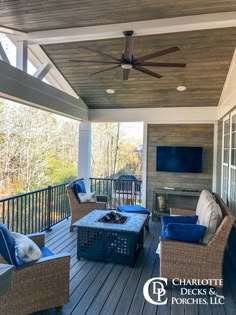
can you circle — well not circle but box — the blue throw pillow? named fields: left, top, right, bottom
left=0, top=223, right=18, bottom=266
left=162, top=223, right=207, bottom=243
left=71, top=179, right=86, bottom=197
left=161, top=215, right=198, bottom=237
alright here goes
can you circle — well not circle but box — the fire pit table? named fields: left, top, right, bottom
left=73, top=210, right=148, bottom=266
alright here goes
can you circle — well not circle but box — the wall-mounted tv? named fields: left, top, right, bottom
left=156, top=146, right=203, bottom=173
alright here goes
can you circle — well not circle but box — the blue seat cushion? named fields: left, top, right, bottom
left=70, top=178, right=86, bottom=197
left=40, top=247, right=54, bottom=257
left=162, top=223, right=207, bottom=243
left=117, top=205, right=150, bottom=215
left=160, top=215, right=198, bottom=237
left=0, top=223, right=18, bottom=266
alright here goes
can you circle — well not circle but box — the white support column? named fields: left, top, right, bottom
left=212, top=121, right=218, bottom=192
left=16, top=40, right=28, bottom=72
left=0, top=43, right=10, bottom=64
left=78, top=122, right=92, bottom=191
left=141, top=122, right=148, bottom=207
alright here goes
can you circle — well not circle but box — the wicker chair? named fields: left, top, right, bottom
left=0, top=232, right=70, bottom=314
left=66, top=185, right=107, bottom=231
left=160, top=193, right=235, bottom=288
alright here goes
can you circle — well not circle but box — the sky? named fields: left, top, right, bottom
left=120, top=122, right=143, bottom=141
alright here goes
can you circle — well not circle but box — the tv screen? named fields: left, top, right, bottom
left=156, top=146, right=203, bottom=173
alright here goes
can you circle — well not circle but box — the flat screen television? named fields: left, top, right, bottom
left=156, top=146, right=203, bottom=173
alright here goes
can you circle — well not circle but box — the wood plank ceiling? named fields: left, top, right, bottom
left=0, top=0, right=236, bottom=32
left=42, top=28, right=236, bottom=109
left=0, top=1, right=236, bottom=109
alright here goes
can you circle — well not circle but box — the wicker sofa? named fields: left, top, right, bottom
left=66, top=185, right=107, bottom=231
left=0, top=232, right=70, bottom=314
left=160, top=192, right=234, bottom=287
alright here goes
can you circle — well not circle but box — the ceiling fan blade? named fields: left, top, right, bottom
left=90, top=65, right=120, bottom=75
left=123, top=31, right=134, bottom=61
left=78, top=46, right=120, bottom=62
left=134, top=66, right=162, bottom=79
left=123, top=68, right=130, bottom=80
left=139, top=61, right=186, bottom=67
left=137, top=47, right=180, bottom=62
left=70, top=59, right=120, bottom=64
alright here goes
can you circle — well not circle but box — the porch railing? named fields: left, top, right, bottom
left=0, top=182, right=70, bottom=234
left=0, top=177, right=142, bottom=234
left=89, top=177, right=142, bottom=209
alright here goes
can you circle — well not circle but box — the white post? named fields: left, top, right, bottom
left=78, top=122, right=91, bottom=191
left=16, top=40, right=28, bottom=72
left=212, top=121, right=218, bottom=192
left=141, top=122, right=148, bottom=207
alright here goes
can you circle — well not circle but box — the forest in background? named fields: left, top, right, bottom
left=0, top=100, right=79, bottom=197
left=91, top=123, right=143, bottom=179
left=0, top=99, right=143, bottom=198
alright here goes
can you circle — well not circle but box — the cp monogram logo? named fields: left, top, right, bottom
left=143, top=277, right=168, bottom=305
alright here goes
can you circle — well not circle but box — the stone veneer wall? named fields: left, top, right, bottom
left=146, top=124, right=214, bottom=210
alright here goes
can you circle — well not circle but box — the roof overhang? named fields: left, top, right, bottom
left=0, top=60, right=88, bottom=121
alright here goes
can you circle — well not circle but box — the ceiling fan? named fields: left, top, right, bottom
left=70, top=31, right=186, bottom=80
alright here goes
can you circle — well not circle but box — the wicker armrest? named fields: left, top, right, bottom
left=27, top=232, right=45, bottom=247
left=160, top=238, right=206, bottom=256
left=16, top=253, right=71, bottom=270
left=170, top=208, right=196, bottom=216
left=96, top=195, right=108, bottom=203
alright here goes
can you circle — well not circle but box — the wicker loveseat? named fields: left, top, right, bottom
left=0, top=232, right=70, bottom=314
left=160, top=192, right=234, bottom=287
left=66, top=180, right=107, bottom=231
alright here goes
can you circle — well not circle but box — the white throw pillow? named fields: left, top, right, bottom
left=78, top=191, right=96, bottom=203
left=196, top=190, right=223, bottom=244
left=12, top=232, right=42, bottom=263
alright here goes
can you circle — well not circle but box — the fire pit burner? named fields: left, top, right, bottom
left=98, top=211, right=128, bottom=224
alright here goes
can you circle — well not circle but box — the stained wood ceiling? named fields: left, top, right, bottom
left=0, top=1, right=236, bottom=109
left=0, top=0, right=236, bottom=32
left=42, top=28, right=236, bottom=109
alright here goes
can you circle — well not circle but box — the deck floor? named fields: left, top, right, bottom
left=36, top=219, right=236, bottom=315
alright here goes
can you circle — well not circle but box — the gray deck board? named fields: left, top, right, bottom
left=34, top=218, right=236, bottom=315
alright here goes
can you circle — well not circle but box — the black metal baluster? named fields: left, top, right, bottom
left=46, top=186, right=52, bottom=231
left=11, top=198, right=15, bottom=231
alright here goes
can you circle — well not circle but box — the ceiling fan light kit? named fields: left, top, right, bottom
left=106, top=89, right=115, bottom=94
left=70, top=31, right=186, bottom=80
left=177, top=86, right=187, bottom=91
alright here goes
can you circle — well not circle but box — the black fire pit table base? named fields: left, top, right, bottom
left=73, top=210, right=148, bottom=266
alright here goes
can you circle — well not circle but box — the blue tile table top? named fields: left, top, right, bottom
left=73, top=210, right=148, bottom=233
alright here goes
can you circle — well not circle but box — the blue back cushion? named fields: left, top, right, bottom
left=0, top=223, right=18, bottom=266
left=70, top=179, right=86, bottom=197
left=162, top=223, right=206, bottom=243
left=161, top=215, right=198, bottom=236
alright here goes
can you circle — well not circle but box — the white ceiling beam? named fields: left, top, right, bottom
left=12, top=11, right=236, bottom=45
left=0, top=60, right=88, bottom=121
left=0, top=42, right=10, bottom=64
left=89, top=107, right=218, bottom=123
left=16, top=40, right=28, bottom=72
left=33, top=63, right=51, bottom=80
